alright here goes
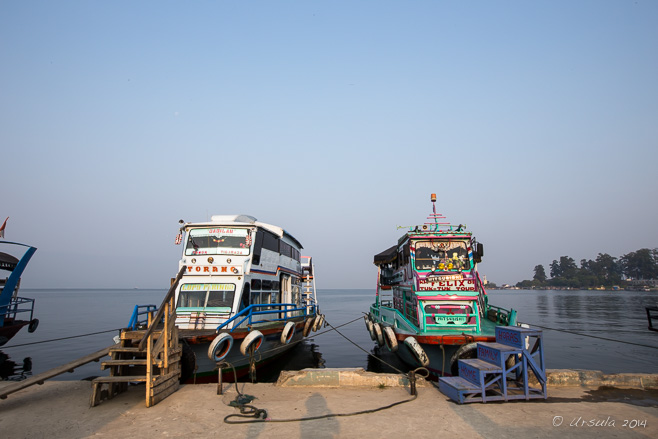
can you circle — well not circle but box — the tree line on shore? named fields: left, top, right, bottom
left=514, top=248, right=658, bottom=289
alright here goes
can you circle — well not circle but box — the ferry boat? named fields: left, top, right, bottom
left=164, top=215, right=321, bottom=383
left=366, top=195, right=517, bottom=378
left=0, top=240, right=39, bottom=347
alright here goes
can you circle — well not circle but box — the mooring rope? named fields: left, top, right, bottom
left=1, top=328, right=122, bottom=349
left=517, top=321, right=658, bottom=350
left=222, top=315, right=423, bottom=424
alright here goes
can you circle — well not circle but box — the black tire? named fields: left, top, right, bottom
left=180, top=343, right=196, bottom=384
left=449, top=343, right=478, bottom=376
left=28, top=319, right=39, bottom=333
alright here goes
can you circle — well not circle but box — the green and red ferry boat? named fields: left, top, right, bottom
left=366, top=194, right=517, bottom=378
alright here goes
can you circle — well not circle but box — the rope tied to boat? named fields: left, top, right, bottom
left=222, top=316, right=424, bottom=424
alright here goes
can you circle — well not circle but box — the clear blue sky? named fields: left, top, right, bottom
left=2, top=1, right=657, bottom=289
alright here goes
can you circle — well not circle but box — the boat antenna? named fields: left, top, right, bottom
left=426, top=193, right=448, bottom=226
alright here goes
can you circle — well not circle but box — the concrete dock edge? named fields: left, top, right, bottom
left=277, top=368, right=658, bottom=390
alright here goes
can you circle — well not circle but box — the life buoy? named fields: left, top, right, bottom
left=240, top=330, right=264, bottom=356
left=313, top=314, right=325, bottom=331
left=28, top=319, right=39, bottom=333
left=372, top=322, right=384, bottom=346
left=280, top=321, right=295, bottom=344
left=208, top=332, right=234, bottom=361
left=404, top=336, right=429, bottom=367
left=303, top=317, right=315, bottom=337
left=449, top=342, right=477, bottom=376
left=382, top=326, right=398, bottom=352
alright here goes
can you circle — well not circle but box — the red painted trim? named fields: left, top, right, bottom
left=395, top=333, right=494, bottom=345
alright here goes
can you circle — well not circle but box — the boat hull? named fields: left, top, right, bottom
left=0, top=320, right=30, bottom=346
left=180, top=319, right=309, bottom=384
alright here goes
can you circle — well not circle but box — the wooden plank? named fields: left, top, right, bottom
left=92, top=375, right=148, bottom=383
left=150, top=375, right=179, bottom=397
left=152, top=369, right=180, bottom=387
left=0, top=345, right=113, bottom=400
left=101, top=359, right=148, bottom=370
left=149, top=380, right=179, bottom=407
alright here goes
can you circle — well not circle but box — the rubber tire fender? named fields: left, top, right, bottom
left=28, top=319, right=39, bottom=333
left=180, top=343, right=197, bottom=384
left=372, top=322, right=384, bottom=347
left=404, top=336, right=430, bottom=367
left=303, top=316, right=315, bottom=337
left=367, top=320, right=375, bottom=340
left=449, top=342, right=478, bottom=376
left=208, top=332, right=234, bottom=362
left=382, top=326, right=398, bottom=352
left=240, top=330, right=264, bottom=356
left=313, top=314, right=325, bottom=332
left=280, top=321, right=295, bottom=345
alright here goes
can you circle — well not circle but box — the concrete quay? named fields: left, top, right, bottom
left=1, top=368, right=657, bottom=439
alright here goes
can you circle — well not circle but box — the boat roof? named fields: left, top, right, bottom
left=181, top=215, right=303, bottom=249
left=373, top=245, right=398, bottom=265
left=0, top=252, right=19, bottom=272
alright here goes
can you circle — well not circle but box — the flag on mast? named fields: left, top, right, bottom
left=0, top=217, right=8, bottom=239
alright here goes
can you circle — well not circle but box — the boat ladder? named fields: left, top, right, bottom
left=301, top=256, right=317, bottom=312
left=90, top=268, right=185, bottom=407
left=438, top=326, right=547, bottom=404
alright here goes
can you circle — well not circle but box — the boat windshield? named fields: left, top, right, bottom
left=177, top=283, right=235, bottom=309
left=414, top=240, right=471, bottom=271
left=185, top=227, right=251, bottom=256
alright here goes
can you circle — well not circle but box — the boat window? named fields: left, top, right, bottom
left=262, top=280, right=272, bottom=290
left=251, top=279, right=261, bottom=290
left=185, top=228, right=251, bottom=256
left=262, top=231, right=279, bottom=252
left=424, top=301, right=476, bottom=325
left=177, top=283, right=235, bottom=309
left=414, top=240, right=471, bottom=272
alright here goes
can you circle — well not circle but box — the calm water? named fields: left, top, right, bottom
left=2, top=288, right=657, bottom=381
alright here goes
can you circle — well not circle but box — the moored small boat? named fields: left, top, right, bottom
left=367, top=195, right=517, bottom=378
left=0, top=240, right=39, bottom=347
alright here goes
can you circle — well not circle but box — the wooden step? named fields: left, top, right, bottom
left=101, top=359, right=148, bottom=370
left=109, top=346, right=144, bottom=353
left=438, top=376, right=483, bottom=404
left=476, top=342, right=523, bottom=367
left=458, top=358, right=502, bottom=387
left=92, top=375, right=148, bottom=383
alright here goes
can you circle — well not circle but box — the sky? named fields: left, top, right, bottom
left=2, top=1, right=657, bottom=289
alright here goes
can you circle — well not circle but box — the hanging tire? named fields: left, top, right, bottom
left=313, top=314, right=324, bottom=331
left=240, top=330, right=264, bottom=356
left=404, top=336, right=429, bottom=367
left=208, top=332, right=234, bottom=362
left=449, top=342, right=478, bottom=376
left=382, top=326, right=398, bottom=352
left=372, top=322, right=384, bottom=346
left=303, top=316, right=315, bottom=337
left=367, top=320, right=375, bottom=340
left=28, top=319, right=39, bottom=333
left=280, top=321, right=295, bottom=344
left=180, top=343, right=197, bottom=383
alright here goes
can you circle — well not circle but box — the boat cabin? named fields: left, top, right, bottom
left=374, top=223, right=486, bottom=334
left=174, top=215, right=305, bottom=330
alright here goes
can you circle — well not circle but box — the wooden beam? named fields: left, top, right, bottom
left=0, top=345, right=114, bottom=400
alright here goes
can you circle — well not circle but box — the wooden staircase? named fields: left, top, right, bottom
left=439, top=326, right=547, bottom=404
left=90, top=267, right=185, bottom=407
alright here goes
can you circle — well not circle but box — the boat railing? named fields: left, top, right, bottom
left=0, top=296, right=35, bottom=322
left=485, top=303, right=517, bottom=326
left=216, top=302, right=317, bottom=333
left=126, top=304, right=159, bottom=330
